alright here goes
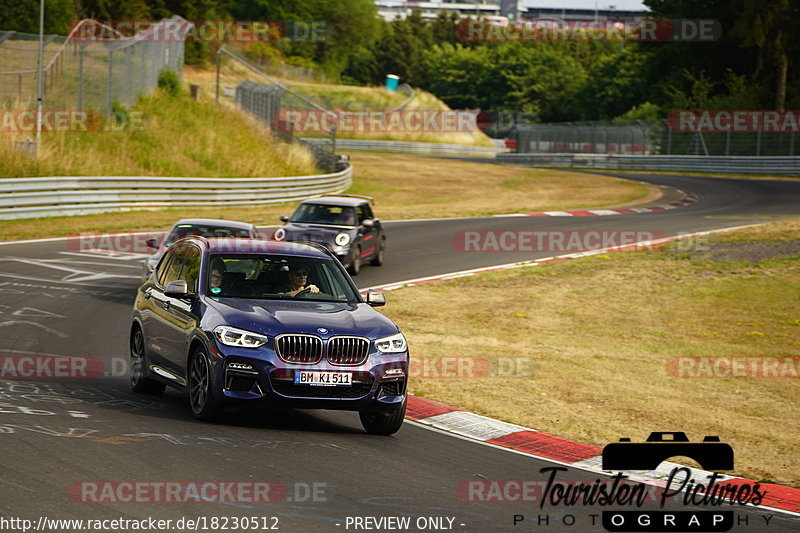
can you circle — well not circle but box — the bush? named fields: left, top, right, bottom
left=157, top=68, right=181, bottom=96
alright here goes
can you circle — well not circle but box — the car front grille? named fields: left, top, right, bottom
left=275, top=334, right=323, bottom=364
left=327, top=336, right=369, bottom=365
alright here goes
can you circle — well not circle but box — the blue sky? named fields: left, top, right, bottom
left=520, top=0, right=649, bottom=12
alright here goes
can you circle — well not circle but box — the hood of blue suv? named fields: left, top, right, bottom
left=203, top=297, right=398, bottom=338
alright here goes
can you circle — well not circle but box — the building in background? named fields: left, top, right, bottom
left=375, top=1, right=645, bottom=23
left=376, top=1, right=504, bottom=22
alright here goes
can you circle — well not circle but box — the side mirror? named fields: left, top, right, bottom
left=279, top=215, right=289, bottom=223
left=366, top=289, right=385, bottom=307
left=362, top=219, right=374, bottom=228
left=145, top=238, right=158, bottom=249
left=164, top=280, right=191, bottom=298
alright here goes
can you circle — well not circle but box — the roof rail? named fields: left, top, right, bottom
left=292, top=241, right=336, bottom=258
left=175, top=235, right=210, bottom=245
left=321, top=193, right=375, bottom=205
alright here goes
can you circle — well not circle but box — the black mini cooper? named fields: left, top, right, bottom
left=273, top=195, right=385, bottom=275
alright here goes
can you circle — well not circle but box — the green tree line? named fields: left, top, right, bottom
left=2, top=0, right=798, bottom=120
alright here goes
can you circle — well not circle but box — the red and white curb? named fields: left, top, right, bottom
left=506, top=187, right=699, bottom=217
left=406, top=395, right=800, bottom=515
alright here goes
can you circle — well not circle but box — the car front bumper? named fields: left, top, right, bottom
left=215, top=348, right=408, bottom=411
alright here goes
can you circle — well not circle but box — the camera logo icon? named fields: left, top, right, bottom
left=602, top=432, right=734, bottom=471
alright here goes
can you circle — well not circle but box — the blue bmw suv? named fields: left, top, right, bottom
left=130, top=237, right=408, bottom=434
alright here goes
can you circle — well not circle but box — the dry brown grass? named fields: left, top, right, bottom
left=348, top=153, right=651, bottom=219
left=0, top=153, right=653, bottom=241
left=379, top=227, right=800, bottom=486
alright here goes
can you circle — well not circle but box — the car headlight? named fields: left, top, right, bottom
left=274, top=228, right=286, bottom=241
left=335, top=233, right=350, bottom=246
left=375, top=333, right=407, bottom=353
left=214, top=326, right=268, bottom=348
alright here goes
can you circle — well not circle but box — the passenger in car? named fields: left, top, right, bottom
left=209, top=258, right=226, bottom=294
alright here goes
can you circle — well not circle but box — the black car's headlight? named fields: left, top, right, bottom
left=375, top=333, right=407, bottom=353
left=274, top=228, right=286, bottom=241
left=335, top=233, right=351, bottom=246
left=214, top=326, right=268, bottom=348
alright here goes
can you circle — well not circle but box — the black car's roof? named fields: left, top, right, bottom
left=171, top=218, right=255, bottom=230
left=299, top=197, right=369, bottom=207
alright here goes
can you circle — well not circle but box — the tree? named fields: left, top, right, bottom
left=0, top=0, right=75, bottom=34
left=729, top=0, right=799, bottom=110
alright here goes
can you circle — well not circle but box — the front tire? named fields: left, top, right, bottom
left=359, top=399, right=406, bottom=435
left=347, top=244, right=361, bottom=276
left=130, top=326, right=165, bottom=395
left=188, top=348, right=224, bottom=422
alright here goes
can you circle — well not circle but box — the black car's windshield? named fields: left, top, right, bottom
left=290, top=204, right=357, bottom=226
left=207, top=254, right=358, bottom=303
left=166, top=224, right=252, bottom=246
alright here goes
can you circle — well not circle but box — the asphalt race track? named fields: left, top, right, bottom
left=0, top=172, right=798, bottom=532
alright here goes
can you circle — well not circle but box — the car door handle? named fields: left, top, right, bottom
left=163, top=300, right=170, bottom=310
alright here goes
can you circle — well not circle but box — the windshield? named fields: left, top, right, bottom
left=290, top=204, right=357, bottom=226
left=165, top=224, right=253, bottom=246
left=206, top=254, right=358, bottom=303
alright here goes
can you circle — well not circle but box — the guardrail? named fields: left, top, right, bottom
left=0, top=165, right=352, bottom=220
left=497, top=153, right=800, bottom=176
left=301, top=138, right=508, bottom=157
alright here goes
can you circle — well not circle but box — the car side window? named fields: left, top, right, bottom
left=162, top=246, right=188, bottom=287
left=357, top=205, right=369, bottom=224
left=156, top=249, right=176, bottom=286
left=362, top=204, right=375, bottom=220
left=179, top=245, right=201, bottom=293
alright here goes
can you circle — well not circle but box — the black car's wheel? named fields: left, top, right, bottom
left=189, top=348, right=224, bottom=422
left=359, top=399, right=406, bottom=435
left=370, top=236, right=386, bottom=266
left=347, top=244, right=361, bottom=276
left=130, top=326, right=165, bottom=395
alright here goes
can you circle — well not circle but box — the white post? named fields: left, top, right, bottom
left=35, top=0, right=45, bottom=157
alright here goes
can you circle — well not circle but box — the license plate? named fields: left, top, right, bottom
left=294, top=371, right=352, bottom=386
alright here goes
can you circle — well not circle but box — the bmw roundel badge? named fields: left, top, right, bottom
left=317, top=328, right=328, bottom=334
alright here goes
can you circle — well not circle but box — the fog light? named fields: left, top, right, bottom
left=227, top=362, right=257, bottom=373
left=384, top=368, right=404, bottom=377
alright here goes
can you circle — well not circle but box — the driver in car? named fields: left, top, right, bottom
left=277, top=264, right=319, bottom=297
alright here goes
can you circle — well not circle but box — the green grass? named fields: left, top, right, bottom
left=0, top=88, right=317, bottom=178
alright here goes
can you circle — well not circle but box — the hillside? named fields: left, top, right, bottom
left=0, top=86, right=318, bottom=178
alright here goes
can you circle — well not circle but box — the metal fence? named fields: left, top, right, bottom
left=0, top=167, right=353, bottom=220
left=512, top=120, right=800, bottom=156
left=512, top=121, right=655, bottom=155
left=301, top=137, right=507, bottom=157
left=219, top=46, right=340, bottom=172
left=497, top=153, right=800, bottom=176
left=0, top=17, right=191, bottom=114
